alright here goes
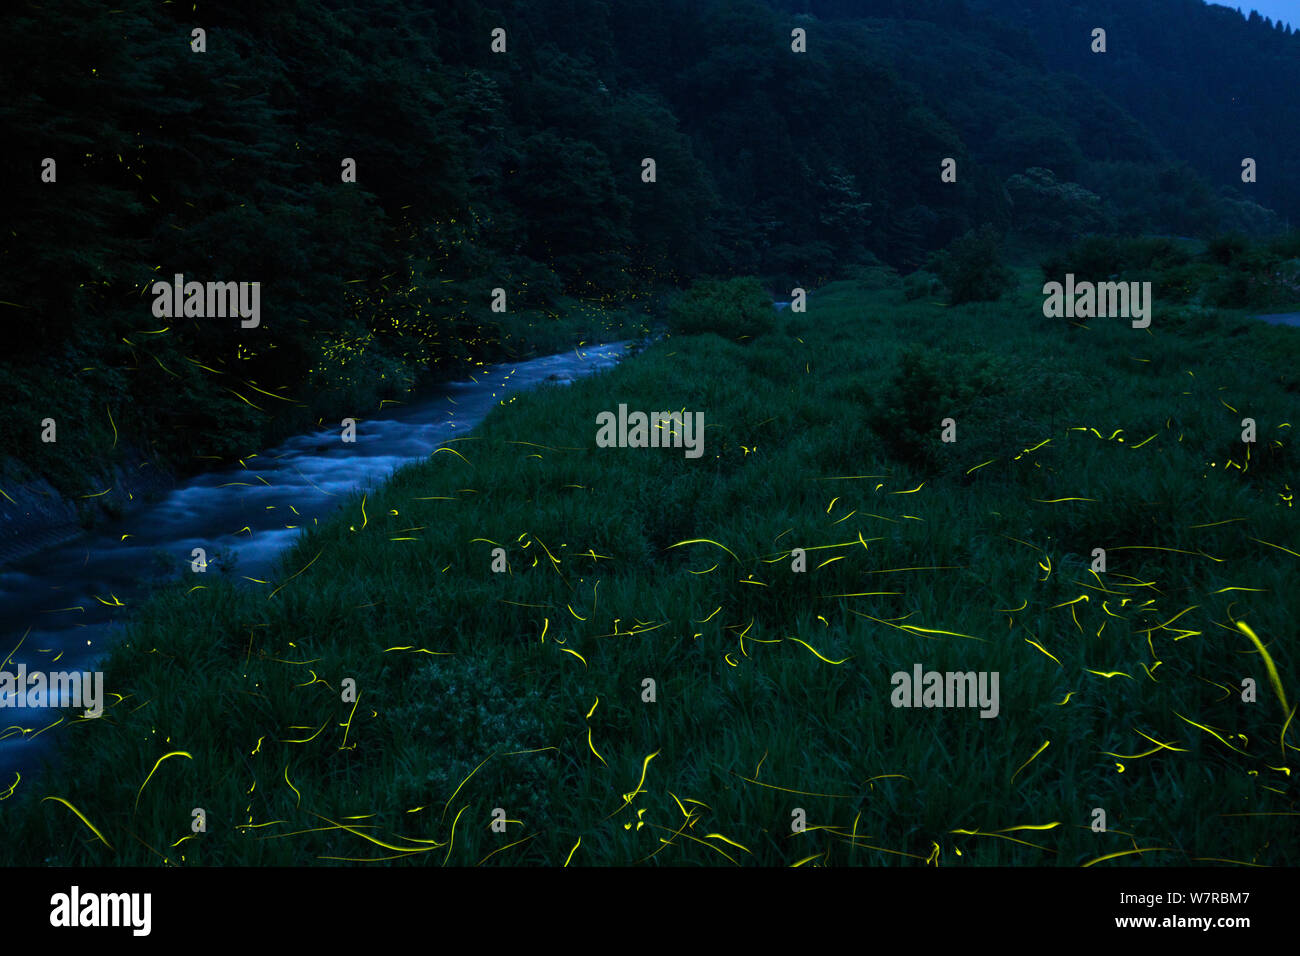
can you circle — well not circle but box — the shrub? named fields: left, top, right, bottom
left=840, top=261, right=902, bottom=290
left=1265, top=231, right=1300, bottom=260
left=928, top=224, right=1016, bottom=304
left=867, top=344, right=1006, bottom=470
left=667, top=276, right=775, bottom=341
left=1040, top=235, right=1191, bottom=284
left=1207, top=233, right=1249, bottom=266
left=1155, top=261, right=1222, bottom=304
left=903, top=271, right=943, bottom=301
left=387, top=657, right=557, bottom=832
left=1207, top=271, right=1265, bottom=309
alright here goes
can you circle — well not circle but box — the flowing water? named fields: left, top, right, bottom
left=1255, top=312, right=1300, bottom=327
left=0, top=341, right=635, bottom=780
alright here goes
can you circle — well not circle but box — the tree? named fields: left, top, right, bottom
left=1005, top=167, right=1112, bottom=241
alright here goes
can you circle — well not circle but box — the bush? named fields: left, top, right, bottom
left=840, top=260, right=902, bottom=290
left=667, top=276, right=776, bottom=341
left=1040, top=235, right=1191, bottom=284
left=1207, top=233, right=1250, bottom=266
left=903, top=271, right=943, bottom=300
left=1155, top=261, right=1224, bottom=304
left=1265, top=231, right=1300, bottom=260
left=867, top=344, right=1006, bottom=470
left=928, top=225, right=1016, bottom=304
left=387, top=656, right=557, bottom=834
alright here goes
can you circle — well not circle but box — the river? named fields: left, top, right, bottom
left=0, top=341, right=635, bottom=781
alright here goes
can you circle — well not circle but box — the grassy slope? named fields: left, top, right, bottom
left=2, top=274, right=1297, bottom=866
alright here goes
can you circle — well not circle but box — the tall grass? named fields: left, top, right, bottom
left=2, top=276, right=1295, bottom=866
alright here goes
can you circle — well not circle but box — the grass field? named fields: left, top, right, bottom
left=2, top=271, right=1296, bottom=866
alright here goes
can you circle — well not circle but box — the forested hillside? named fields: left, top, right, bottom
left=2, top=0, right=1295, bottom=497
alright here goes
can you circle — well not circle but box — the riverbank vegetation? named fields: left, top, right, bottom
left=2, top=271, right=1295, bottom=865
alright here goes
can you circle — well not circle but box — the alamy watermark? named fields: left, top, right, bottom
left=0, top=665, right=104, bottom=717
left=595, top=404, right=704, bottom=459
left=50, top=886, right=150, bottom=936
left=151, top=272, right=260, bottom=327
left=890, top=663, right=999, bottom=718
left=1043, top=274, right=1151, bottom=328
